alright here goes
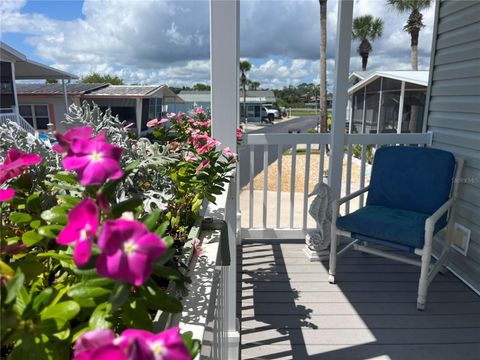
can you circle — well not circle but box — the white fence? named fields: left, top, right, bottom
left=0, top=112, right=36, bottom=134
left=241, top=132, right=433, bottom=238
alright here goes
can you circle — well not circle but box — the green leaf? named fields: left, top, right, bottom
left=121, top=299, right=152, bottom=330
left=13, top=286, right=31, bottom=317
left=29, top=220, right=41, bottom=229
left=32, top=288, right=55, bottom=313
left=22, top=230, right=44, bottom=247
left=54, top=172, right=78, bottom=184
left=9, top=212, right=32, bottom=224
left=38, top=225, right=64, bottom=239
left=37, top=251, right=72, bottom=262
left=0, top=260, right=15, bottom=276
left=40, top=301, right=80, bottom=331
left=57, top=195, right=81, bottom=206
left=6, top=270, right=25, bottom=304
left=26, top=193, right=42, bottom=213
left=89, top=302, right=112, bottom=329
left=125, top=160, right=141, bottom=172
left=155, top=220, right=170, bottom=237
left=111, top=197, right=143, bottom=218
left=109, top=282, right=130, bottom=312
left=143, top=209, right=161, bottom=231
left=139, top=286, right=182, bottom=313
left=68, top=285, right=111, bottom=300
left=14, top=257, right=44, bottom=282
left=182, top=331, right=201, bottom=359
left=40, top=206, right=68, bottom=225
left=9, top=332, right=48, bottom=360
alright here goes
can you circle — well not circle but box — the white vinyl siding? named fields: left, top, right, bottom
left=426, top=0, right=480, bottom=292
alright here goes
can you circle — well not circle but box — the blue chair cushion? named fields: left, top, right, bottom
left=336, top=205, right=447, bottom=249
left=366, top=146, right=456, bottom=215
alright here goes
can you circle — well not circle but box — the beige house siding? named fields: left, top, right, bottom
left=426, top=0, right=480, bottom=292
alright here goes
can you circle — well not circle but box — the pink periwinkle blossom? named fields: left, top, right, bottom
left=62, top=139, right=123, bottom=186
left=195, top=120, right=211, bottom=127
left=223, top=147, right=238, bottom=159
left=195, top=107, right=205, bottom=114
left=146, top=118, right=169, bottom=128
left=183, top=153, right=198, bottom=162
left=192, top=238, right=204, bottom=257
left=74, top=327, right=189, bottom=360
left=196, top=159, right=210, bottom=174
left=96, top=219, right=166, bottom=286
left=0, top=188, right=15, bottom=202
left=57, top=198, right=99, bottom=266
left=167, top=112, right=177, bottom=118
left=0, top=149, right=42, bottom=184
left=177, top=112, right=186, bottom=116
left=236, top=127, right=244, bottom=139
left=189, top=134, right=220, bottom=155
left=53, top=126, right=106, bottom=154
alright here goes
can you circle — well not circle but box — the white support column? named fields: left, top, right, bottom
left=329, top=0, right=354, bottom=200
left=361, top=86, right=367, bottom=133
left=10, top=62, right=19, bottom=116
left=135, top=98, right=142, bottom=136
left=210, top=0, right=240, bottom=358
left=376, top=78, right=383, bottom=134
left=397, top=81, right=405, bottom=134
left=62, top=79, right=69, bottom=113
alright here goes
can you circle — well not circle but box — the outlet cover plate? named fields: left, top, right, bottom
left=452, top=223, right=471, bottom=256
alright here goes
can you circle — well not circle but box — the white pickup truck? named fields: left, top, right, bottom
left=262, top=104, right=279, bottom=123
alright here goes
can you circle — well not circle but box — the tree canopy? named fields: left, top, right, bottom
left=80, top=73, right=124, bottom=85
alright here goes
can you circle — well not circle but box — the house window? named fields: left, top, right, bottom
left=1, top=61, right=15, bottom=110
left=19, top=105, right=50, bottom=130
left=148, top=98, right=163, bottom=120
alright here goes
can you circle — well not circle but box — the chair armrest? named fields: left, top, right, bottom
left=337, top=186, right=370, bottom=206
left=425, top=198, right=454, bottom=233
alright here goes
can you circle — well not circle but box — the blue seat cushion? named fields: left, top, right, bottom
left=366, top=146, right=456, bottom=215
left=336, top=205, right=447, bottom=249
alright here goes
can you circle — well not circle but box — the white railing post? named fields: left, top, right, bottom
left=210, top=0, right=240, bottom=358
left=329, top=0, right=354, bottom=200
left=397, top=81, right=406, bottom=134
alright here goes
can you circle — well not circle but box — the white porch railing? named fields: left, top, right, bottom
left=0, top=112, right=36, bottom=134
left=241, top=132, right=433, bottom=238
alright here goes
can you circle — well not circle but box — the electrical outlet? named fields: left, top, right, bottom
left=451, top=223, right=471, bottom=256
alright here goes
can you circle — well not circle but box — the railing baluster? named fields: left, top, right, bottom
left=263, top=145, right=268, bottom=228
left=276, top=145, right=283, bottom=228
left=346, top=144, right=353, bottom=214
left=290, top=145, right=297, bottom=228
left=249, top=145, right=254, bottom=228
left=303, top=144, right=311, bottom=229
left=319, top=144, right=325, bottom=183
left=359, top=144, right=367, bottom=208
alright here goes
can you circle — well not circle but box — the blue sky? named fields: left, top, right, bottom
left=0, top=0, right=435, bottom=89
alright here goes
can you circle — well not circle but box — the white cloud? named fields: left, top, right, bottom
left=0, top=0, right=435, bottom=88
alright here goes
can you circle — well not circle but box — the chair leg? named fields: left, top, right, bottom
left=417, top=248, right=432, bottom=311
left=329, top=232, right=338, bottom=284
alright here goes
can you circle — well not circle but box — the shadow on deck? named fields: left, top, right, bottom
left=238, top=239, right=480, bottom=360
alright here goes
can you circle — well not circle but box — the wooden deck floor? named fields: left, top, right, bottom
left=238, top=240, right=480, bottom=360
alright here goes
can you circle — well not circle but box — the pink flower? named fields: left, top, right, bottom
left=62, top=139, right=123, bottom=186
left=167, top=112, right=176, bottom=118
left=0, top=188, right=15, bottom=202
left=74, top=327, right=189, bottom=360
left=193, top=238, right=204, bottom=257
left=183, top=153, right=198, bottom=162
left=53, top=126, right=106, bottom=154
left=195, top=120, right=211, bottom=127
left=223, top=147, right=238, bottom=159
left=189, top=134, right=220, bottom=155
left=96, top=219, right=166, bottom=286
left=196, top=159, right=210, bottom=174
left=146, top=118, right=169, bottom=128
left=118, top=327, right=190, bottom=360
left=0, top=149, right=42, bottom=184
left=236, top=127, right=244, bottom=139
left=177, top=112, right=186, bottom=116
left=57, top=198, right=99, bottom=266
left=195, top=107, right=205, bottom=114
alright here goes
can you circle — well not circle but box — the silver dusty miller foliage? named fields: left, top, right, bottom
left=62, top=101, right=176, bottom=210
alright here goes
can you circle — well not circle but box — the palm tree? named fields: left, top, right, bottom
left=352, top=15, right=384, bottom=71
left=319, top=0, right=327, bottom=133
left=387, top=0, right=432, bottom=70
left=240, top=60, right=252, bottom=123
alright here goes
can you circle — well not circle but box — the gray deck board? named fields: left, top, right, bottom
left=239, top=240, right=480, bottom=360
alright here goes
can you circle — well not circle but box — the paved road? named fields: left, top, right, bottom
left=238, top=116, right=319, bottom=188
